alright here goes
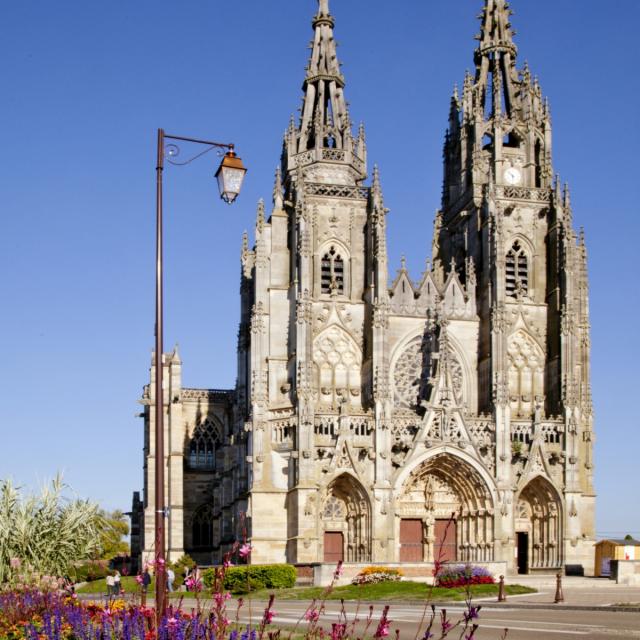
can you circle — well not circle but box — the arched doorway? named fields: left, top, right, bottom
left=398, top=454, right=494, bottom=563
left=516, top=476, right=562, bottom=572
left=321, top=474, right=371, bottom=563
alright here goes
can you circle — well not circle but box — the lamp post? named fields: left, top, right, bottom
left=153, top=128, right=246, bottom=621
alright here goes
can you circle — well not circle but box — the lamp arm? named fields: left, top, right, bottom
left=163, top=134, right=236, bottom=167
left=164, top=133, right=234, bottom=149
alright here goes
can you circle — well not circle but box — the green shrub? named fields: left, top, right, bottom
left=169, top=554, right=195, bottom=589
left=226, top=573, right=266, bottom=594
left=201, top=568, right=217, bottom=590
left=223, top=564, right=296, bottom=593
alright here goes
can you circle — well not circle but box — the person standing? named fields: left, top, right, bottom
left=142, top=568, right=152, bottom=593
left=106, top=573, right=115, bottom=597
left=167, top=567, right=175, bottom=592
left=114, top=570, right=122, bottom=595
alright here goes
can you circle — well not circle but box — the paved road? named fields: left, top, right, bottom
left=234, top=601, right=640, bottom=640
left=83, top=578, right=640, bottom=640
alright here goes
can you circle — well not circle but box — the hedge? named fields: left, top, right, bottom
left=204, top=564, right=296, bottom=593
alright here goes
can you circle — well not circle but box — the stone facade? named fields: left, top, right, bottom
left=135, top=0, right=596, bottom=575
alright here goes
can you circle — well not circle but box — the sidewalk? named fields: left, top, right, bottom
left=468, top=575, right=640, bottom=611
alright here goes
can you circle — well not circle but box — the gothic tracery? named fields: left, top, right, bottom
left=507, top=329, right=545, bottom=417
left=313, top=325, right=361, bottom=405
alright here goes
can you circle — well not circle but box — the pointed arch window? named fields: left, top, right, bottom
left=188, top=419, right=221, bottom=470
left=192, top=504, right=214, bottom=549
left=321, top=246, right=345, bottom=294
left=506, top=241, right=528, bottom=298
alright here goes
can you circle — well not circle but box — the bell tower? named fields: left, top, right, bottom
left=435, top=0, right=595, bottom=569
left=236, top=0, right=391, bottom=565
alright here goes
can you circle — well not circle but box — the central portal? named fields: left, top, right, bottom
left=397, top=454, right=495, bottom=563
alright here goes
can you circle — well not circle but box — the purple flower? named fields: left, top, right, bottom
left=464, top=606, right=481, bottom=623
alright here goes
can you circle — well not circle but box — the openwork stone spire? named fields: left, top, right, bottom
left=297, top=0, right=350, bottom=152
left=474, top=0, right=519, bottom=118
left=441, top=0, right=554, bottom=208
left=281, top=0, right=366, bottom=179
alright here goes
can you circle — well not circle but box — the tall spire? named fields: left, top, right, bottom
left=297, top=0, right=350, bottom=152
left=282, top=0, right=367, bottom=179
left=474, top=0, right=519, bottom=118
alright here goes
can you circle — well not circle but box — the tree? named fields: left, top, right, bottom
left=97, top=509, right=130, bottom=559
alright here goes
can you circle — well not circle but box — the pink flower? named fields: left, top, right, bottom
left=305, top=609, right=320, bottom=623
left=264, top=610, right=275, bottom=624
left=331, top=623, right=347, bottom=640
left=374, top=605, right=392, bottom=639
left=185, top=576, right=203, bottom=592
left=167, top=617, right=179, bottom=631
left=135, top=574, right=144, bottom=585
left=10, top=558, right=21, bottom=569
left=333, top=560, right=344, bottom=579
left=223, top=558, right=234, bottom=568
left=238, top=543, right=252, bottom=558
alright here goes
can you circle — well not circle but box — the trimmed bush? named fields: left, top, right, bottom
left=435, top=564, right=494, bottom=588
left=201, top=568, right=217, bottom=590
left=223, top=564, right=296, bottom=593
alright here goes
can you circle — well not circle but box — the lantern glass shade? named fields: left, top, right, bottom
left=215, top=151, right=247, bottom=204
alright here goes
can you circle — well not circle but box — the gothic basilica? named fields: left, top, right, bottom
left=135, top=0, right=596, bottom=577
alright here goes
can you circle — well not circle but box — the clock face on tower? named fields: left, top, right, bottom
left=504, top=167, right=522, bottom=185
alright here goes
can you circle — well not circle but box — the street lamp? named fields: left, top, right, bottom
left=153, top=128, right=246, bottom=621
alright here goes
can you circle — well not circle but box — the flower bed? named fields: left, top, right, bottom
left=352, top=566, right=403, bottom=585
left=435, top=564, right=495, bottom=588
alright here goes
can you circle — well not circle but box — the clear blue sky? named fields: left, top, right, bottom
left=1, top=0, right=638, bottom=540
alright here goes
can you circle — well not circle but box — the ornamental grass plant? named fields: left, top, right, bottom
left=0, top=477, right=106, bottom=586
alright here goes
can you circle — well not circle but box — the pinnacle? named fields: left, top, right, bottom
left=256, top=198, right=265, bottom=230
left=273, top=166, right=284, bottom=209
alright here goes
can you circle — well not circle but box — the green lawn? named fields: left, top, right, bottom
left=76, top=577, right=199, bottom=598
left=77, top=578, right=535, bottom=602
left=250, top=582, right=535, bottom=602
left=76, top=576, right=144, bottom=594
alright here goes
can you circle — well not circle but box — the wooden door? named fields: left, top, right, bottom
left=400, top=519, right=424, bottom=562
left=434, top=519, right=457, bottom=562
left=323, top=531, right=344, bottom=563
